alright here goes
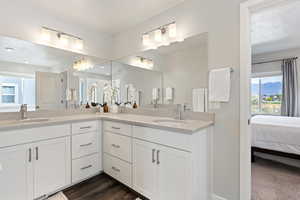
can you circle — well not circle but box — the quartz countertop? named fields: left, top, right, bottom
left=0, top=113, right=214, bottom=134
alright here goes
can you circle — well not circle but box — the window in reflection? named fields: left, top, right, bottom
left=0, top=74, right=35, bottom=112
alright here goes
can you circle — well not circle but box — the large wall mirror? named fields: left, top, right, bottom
left=113, top=32, right=208, bottom=111
left=0, top=32, right=208, bottom=113
left=0, top=35, right=111, bottom=112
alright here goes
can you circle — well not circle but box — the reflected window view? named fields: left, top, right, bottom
left=0, top=75, right=35, bottom=112
left=251, top=75, right=282, bottom=115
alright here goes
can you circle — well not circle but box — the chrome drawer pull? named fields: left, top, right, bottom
left=29, top=148, right=32, bottom=162
left=80, top=126, right=92, bottom=130
left=157, top=150, right=160, bottom=165
left=112, top=166, right=120, bottom=172
left=152, top=149, right=156, bottom=163
left=80, top=142, right=93, bottom=147
left=35, top=147, right=39, bottom=161
left=111, top=126, right=121, bottom=130
left=81, top=165, right=92, bottom=170
left=111, top=144, right=120, bottom=148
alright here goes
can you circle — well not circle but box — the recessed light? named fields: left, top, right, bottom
left=24, top=60, right=29, bottom=64
left=99, top=66, right=105, bottom=69
left=105, top=73, right=110, bottom=76
left=5, top=47, right=14, bottom=52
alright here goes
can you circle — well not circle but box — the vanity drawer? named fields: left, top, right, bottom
left=103, top=121, right=131, bottom=136
left=72, top=121, right=98, bottom=134
left=103, top=132, right=132, bottom=162
left=103, top=153, right=132, bottom=187
left=72, top=132, right=98, bottom=159
left=72, top=153, right=100, bottom=183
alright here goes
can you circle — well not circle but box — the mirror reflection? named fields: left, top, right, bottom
left=0, top=32, right=208, bottom=113
left=114, top=33, right=208, bottom=111
left=0, top=35, right=110, bottom=112
left=111, top=61, right=163, bottom=107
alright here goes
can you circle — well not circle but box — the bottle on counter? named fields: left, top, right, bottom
left=133, top=101, right=138, bottom=109
left=85, top=102, right=90, bottom=109
left=103, top=102, right=109, bottom=113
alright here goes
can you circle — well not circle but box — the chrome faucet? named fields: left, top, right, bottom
left=20, top=104, right=28, bottom=120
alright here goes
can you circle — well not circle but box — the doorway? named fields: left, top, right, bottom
left=240, top=0, right=300, bottom=199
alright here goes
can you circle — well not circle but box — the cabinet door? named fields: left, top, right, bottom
left=0, top=144, right=33, bottom=200
left=132, top=139, right=157, bottom=199
left=156, top=145, right=192, bottom=200
left=33, top=137, right=71, bottom=198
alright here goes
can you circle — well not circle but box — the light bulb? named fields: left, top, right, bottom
left=169, top=23, right=177, bottom=38
left=41, top=28, right=51, bottom=42
left=142, top=34, right=151, bottom=46
left=154, top=29, right=162, bottom=42
left=59, top=34, right=69, bottom=46
left=74, top=38, right=83, bottom=50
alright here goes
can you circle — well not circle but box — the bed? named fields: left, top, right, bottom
left=251, top=115, right=300, bottom=161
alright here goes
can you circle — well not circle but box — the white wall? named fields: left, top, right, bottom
left=162, top=44, right=208, bottom=105
left=0, top=0, right=113, bottom=59
left=112, top=0, right=244, bottom=199
left=253, top=47, right=300, bottom=74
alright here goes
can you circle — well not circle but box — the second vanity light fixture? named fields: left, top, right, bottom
left=142, top=22, right=183, bottom=49
left=40, top=27, right=84, bottom=50
left=73, top=58, right=93, bottom=71
left=134, top=56, right=154, bottom=69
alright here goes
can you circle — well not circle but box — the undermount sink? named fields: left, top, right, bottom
left=153, top=119, right=187, bottom=125
left=0, top=118, right=49, bottom=126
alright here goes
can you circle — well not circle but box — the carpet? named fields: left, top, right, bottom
left=252, top=157, right=300, bottom=200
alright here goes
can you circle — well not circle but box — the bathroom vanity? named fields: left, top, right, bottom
left=0, top=113, right=213, bottom=200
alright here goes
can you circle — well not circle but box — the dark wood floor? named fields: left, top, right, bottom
left=64, top=174, right=144, bottom=200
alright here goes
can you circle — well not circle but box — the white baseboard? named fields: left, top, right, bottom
left=212, top=194, right=228, bottom=200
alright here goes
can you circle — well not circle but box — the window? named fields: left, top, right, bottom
left=1, top=84, right=17, bottom=104
left=251, top=75, right=282, bottom=115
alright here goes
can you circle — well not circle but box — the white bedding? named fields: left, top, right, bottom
left=251, top=115, right=300, bottom=155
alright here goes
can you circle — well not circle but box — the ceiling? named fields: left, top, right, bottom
left=251, top=1, right=300, bottom=55
left=0, top=36, right=111, bottom=75
left=26, top=0, right=184, bottom=34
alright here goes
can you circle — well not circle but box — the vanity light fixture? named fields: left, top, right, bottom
left=40, top=27, right=84, bottom=50
left=73, top=58, right=93, bottom=71
left=142, top=21, right=181, bottom=49
left=135, top=56, right=154, bottom=69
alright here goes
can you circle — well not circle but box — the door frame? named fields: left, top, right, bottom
left=239, top=0, right=298, bottom=199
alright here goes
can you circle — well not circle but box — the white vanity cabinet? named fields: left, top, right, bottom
left=0, top=143, right=33, bottom=200
left=71, top=120, right=101, bottom=184
left=132, top=139, right=192, bottom=200
left=33, top=137, right=71, bottom=199
left=103, top=120, right=212, bottom=200
left=0, top=124, right=71, bottom=200
left=132, top=126, right=211, bottom=200
left=103, top=121, right=133, bottom=187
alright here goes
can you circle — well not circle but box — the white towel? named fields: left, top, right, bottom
left=165, top=87, right=173, bottom=101
left=152, top=88, right=159, bottom=101
left=193, top=88, right=207, bottom=112
left=209, top=67, right=231, bottom=102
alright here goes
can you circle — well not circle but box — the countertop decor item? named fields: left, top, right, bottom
left=103, top=103, right=109, bottom=113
